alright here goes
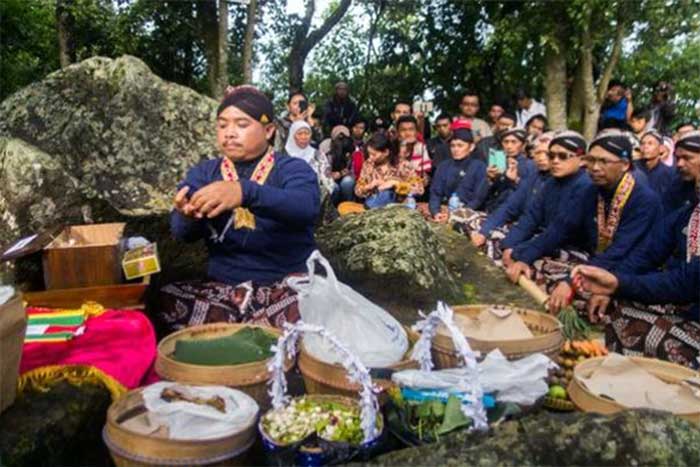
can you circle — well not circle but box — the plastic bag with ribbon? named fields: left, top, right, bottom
left=287, top=250, right=408, bottom=368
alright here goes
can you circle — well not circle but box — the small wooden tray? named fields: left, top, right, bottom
left=23, top=276, right=150, bottom=309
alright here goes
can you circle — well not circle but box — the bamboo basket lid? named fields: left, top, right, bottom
left=156, top=322, right=293, bottom=387
left=568, top=356, right=700, bottom=424
left=103, top=387, right=257, bottom=466
left=432, top=304, right=563, bottom=357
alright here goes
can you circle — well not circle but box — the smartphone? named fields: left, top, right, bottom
left=299, top=100, right=308, bottom=113
left=488, top=149, right=507, bottom=173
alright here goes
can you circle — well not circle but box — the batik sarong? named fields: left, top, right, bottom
left=158, top=277, right=301, bottom=332
left=606, top=301, right=700, bottom=369
left=451, top=207, right=510, bottom=262
left=531, top=249, right=591, bottom=316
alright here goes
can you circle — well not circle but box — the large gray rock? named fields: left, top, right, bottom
left=0, top=55, right=218, bottom=219
left=367, top=410, right=700, bottom=466
left=316, top=206, right=467, bottom=313
left=0, top=138, right=84, bottom=249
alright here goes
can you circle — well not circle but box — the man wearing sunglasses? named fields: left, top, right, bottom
left=572, top=130, right=700, bottom=368
left=504, top=131, right=661, bottom=314
left=501, top=131, right=591, bottom=276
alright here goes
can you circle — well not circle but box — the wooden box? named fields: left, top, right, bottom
left=42, top=223, right=125, bottom=290
left=0, top=293, right=27, bottom=413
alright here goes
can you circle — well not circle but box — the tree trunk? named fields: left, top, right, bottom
left=360, top=0, right=385, bottom=108
left=580, top=23, right=599, bottom=141
left=215, top=0, right=229, bottom=98
left=568, top=59, right=585, bottom=131
left=56, top=0, right=75, bottom=68
left=197, top=0, right=219, bottom=98
left=242, top=0, right=258, bottom=84
left=543, top=40, right=567, bottom=130
left=581, top=1, right=626, bottom=140
left=288, top=0, right=352, bottom=91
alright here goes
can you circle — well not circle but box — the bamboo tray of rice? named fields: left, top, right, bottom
left=155, top=323, right=292, bottom=410
left=103, top=386, right=257, bottom=467
left=431, top=304, right=563, bottom=368
left=568, top=355, right=700, bottom=424
left=298, top=327, right=419, bottom=402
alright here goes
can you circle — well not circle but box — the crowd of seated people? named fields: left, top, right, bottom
left=166, top=80, right=698, bottom=370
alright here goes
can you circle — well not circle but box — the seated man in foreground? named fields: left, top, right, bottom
left=577, top=130, right=700, bottom=368
left=505, top=131, right=661, bottom=316
left=161, top=86, right=320, bottom=331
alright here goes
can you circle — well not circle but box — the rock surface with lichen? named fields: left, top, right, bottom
left=365, top=409, right=700, bottom=466
left=315, top=206, right=466, bottom=310
left=0, top=55, right=218, bottom=222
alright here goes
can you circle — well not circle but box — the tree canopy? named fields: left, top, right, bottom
left=2, top=0, right=699, bottom=127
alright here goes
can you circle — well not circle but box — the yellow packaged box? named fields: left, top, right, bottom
left=122, top=243, right=161, bottom=280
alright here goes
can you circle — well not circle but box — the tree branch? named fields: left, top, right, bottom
left=596, top=3, right=626, bottom=103
left=299, top=0, right=352, bottom=59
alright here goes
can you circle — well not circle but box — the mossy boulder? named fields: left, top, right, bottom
left=316, top=206, right=465, bottom=311
left=0, top=137, right=85, bottom=250
left=429, top=223, right=540, bottom=310
left=366, top=410, right=700, bottom=466
left=0, top=55, right=218, bottom=219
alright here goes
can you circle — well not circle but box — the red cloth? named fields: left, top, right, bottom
left=20, top=309, right=157, bottom=389
left=351, top=150, right=365, bottom=179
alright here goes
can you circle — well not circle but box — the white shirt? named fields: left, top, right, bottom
left=517, top=100, right=547, bottom=128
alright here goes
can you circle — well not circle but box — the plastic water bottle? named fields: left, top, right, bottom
left=405, top=194, right=417, bottom=209
left=448, top=192, right=461, bottom=213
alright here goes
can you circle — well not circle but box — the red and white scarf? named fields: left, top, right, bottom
left=211, top=149, right=275, bottom=240
left=687, top=185, right=700, bottom=262
left=597, top=172, right=635, bottom=253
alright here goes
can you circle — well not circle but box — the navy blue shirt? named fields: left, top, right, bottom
left=171, top=153, right=320, bottom=285
left=506, top=171, right=661, bottom=267
left=582, top=177, right=663, bottom=271
left=503, top=170, right=593, bottom=264
left=480, top=170, right=550, bottom=235
left=663, top=171, right=697, bottom=213
left=429, top=157, right=488, bottom=215
left=635, top=160, right=674, bottom=199
left=616, top=201, right=697, bottom=274
left=617, top=258, right=699, bottom=322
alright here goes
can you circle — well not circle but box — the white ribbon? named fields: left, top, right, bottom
left=267, top=321, right=381, bottom=443
left=410, top=302, right=488, bottom=431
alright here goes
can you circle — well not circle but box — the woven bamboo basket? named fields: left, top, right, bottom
left=155, top=323, right=292, bottom=411
left=0, top=293, right=26, bottom=413
left=568, top=356, right=700, bottom=424
left=298, top=328, right=419, bottom=401
left=431, top=305, right=563, bottom=368
left=103, top=387, right=257, bottom=467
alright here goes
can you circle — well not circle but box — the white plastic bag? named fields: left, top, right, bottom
left=142, top=382, right=259, bottom=440
left=288, top=250, right=408, bottom=368
left=392, top=349, right=555, bottom=406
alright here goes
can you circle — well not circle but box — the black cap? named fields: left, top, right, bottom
left=451, top=128, right=474, bottom=143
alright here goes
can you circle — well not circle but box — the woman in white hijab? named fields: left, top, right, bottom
left=285, top=120, right=335, bottom=194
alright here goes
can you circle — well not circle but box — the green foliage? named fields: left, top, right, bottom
left=1, top=0, right=698, bottom=123
left=1, top=0, right=59, bottom=101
